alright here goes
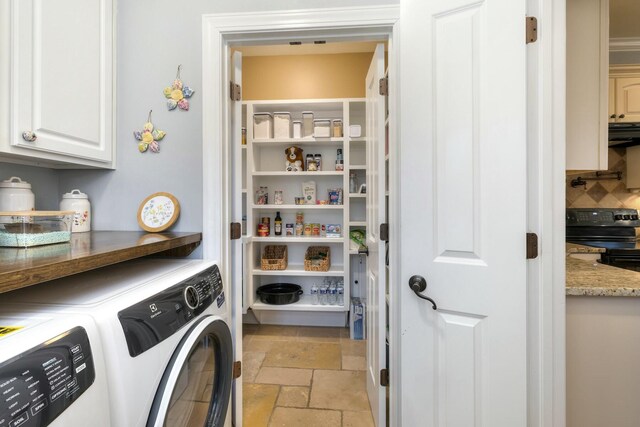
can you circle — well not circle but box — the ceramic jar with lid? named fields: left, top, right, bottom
left=60, top=189, right=91, bottom=232
left=0, top=177, right=35, bottom=212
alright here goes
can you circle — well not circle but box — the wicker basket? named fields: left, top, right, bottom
left=304, top=246, right=331, bottom=271
left=261, top=245, right=288, bottom=270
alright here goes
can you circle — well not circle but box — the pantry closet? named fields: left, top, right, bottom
left=229, top=40, right=391, bottom=426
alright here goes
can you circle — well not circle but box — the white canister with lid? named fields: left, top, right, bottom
left=60, top=189, right=91, bottom=232
left=0, top=177, right=35, bottom=212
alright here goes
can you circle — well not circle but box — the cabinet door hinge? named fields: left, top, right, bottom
left=526, top=17, right=538, bottom=44
left=380, top=368, right=389, bottom=387
left=230, top=82, right=242, bottom=101
left=526, top=232, right=539, bottom=259
left=233, top=361, right=242, bottom=379
left=379, top=77, right=389, bottom=96
left=380, top=223, right=389, bottom=242
left=230, top=222, right=242, bottom=240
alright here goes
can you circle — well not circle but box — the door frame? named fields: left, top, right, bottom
left=200, top=2, right=565, bottom=425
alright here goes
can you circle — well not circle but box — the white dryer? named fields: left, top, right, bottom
left=0, top=310, right=110, bottom=427
left=0, top=259, right=233, bottom=427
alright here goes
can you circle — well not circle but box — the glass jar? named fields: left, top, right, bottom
left=349, top=173, right=359, bottom=194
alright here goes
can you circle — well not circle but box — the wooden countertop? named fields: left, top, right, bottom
left=0, top=231, right=201, bottom=294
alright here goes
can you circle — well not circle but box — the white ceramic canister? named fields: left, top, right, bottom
left=0, top=177, right=35, bottom=212
left=60, top=189, right=91, bottom=232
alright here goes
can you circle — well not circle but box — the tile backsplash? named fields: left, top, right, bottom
left=566, top=148, right=640, bottom=210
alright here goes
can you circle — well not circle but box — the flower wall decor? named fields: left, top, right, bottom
left=164, top=65, right=194, bottom=111
left=133, top=110, right=166, bottom=153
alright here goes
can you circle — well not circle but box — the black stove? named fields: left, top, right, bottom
left=567, top=208, right=640, bottom=271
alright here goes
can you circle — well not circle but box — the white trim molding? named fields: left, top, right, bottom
left=610, top=37, right=640, bottom=52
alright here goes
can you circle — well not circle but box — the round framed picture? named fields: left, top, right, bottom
left=137, top=192, right=180, bottom=232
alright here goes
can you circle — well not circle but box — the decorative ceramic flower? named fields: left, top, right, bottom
left=134, top=110, right=166, bottom=153
left=164, top=65, right=194, bottom=111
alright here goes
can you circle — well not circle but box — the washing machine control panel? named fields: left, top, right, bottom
left=118, top=264, right=224, bottom=357
left=0, top=327, right=95, bottom=427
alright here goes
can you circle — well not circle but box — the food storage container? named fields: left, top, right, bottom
left=302, top=112, right=314, bottom=138
left=0, top=211, right=73, bottom=247
left=60, top=189, right=91, bottom=233
left=313, top=120, right=331, bottom=138
left=0, top=177, right=35, bottom=212
left=253, top=113, right=273, bottom=139
left=292, top=121, right=302, bottom=139
left=273, top=112, right=292, bottom=138
left=332, top=119, right=343, bottom=137
left=349, top=125, right=362, bottom=138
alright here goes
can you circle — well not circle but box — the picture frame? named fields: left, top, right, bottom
left=137, top=192, right=180, bottom=232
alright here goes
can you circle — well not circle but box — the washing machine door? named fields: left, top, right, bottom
left=147, top=315, right=233, bottom=427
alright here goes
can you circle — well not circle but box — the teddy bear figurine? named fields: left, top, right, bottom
left=285, top=146, right=305, bottom=172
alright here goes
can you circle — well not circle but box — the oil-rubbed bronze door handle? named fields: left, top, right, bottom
left=408, top=275, right=437, bottom=310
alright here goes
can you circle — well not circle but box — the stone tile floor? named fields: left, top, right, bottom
left=242, top=324, right=374, bottom=427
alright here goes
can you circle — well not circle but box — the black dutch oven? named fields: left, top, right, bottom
left=256, top=283, right=303, bottom=305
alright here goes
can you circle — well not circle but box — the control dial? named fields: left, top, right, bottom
left=183, top=286, right=200, bottom=310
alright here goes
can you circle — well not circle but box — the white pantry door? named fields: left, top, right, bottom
left=365, top=43, right=387, bottom=427
left=229, top=50, right=243, bottom=427
left=398, top=0, right=528, bottom=425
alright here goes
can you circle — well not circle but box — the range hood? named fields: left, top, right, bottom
left=609, top=122, right=640, bottom=148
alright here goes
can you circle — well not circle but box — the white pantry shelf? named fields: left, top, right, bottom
left=252, top=236, right=345, bottom=243
left=251, top=204, right=343, bottom=210
left=253, top=137, right=344, bottom=146
left=251, top=265, right=345, bottom=277
left=252, top=171, right=344, bottom=176
left=252, top=295, right=348, bottom=312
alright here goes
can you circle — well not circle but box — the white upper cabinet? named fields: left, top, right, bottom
left=612, top=76, right=640, bottom=122
left=0, top=0, right=115, bottom=169
left=566, top=0, right=609, bottom=171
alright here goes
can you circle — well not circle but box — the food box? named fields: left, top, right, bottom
left=0, top=211, right=74, bottom=247
left=350, top=298, right=366, bottom=340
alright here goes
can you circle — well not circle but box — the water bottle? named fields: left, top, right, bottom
left=337, top=282, right=344, bottom=306
left=320, top=286, right=328, bottom=305
left=311, top=284, right=319, bottom=305
left=329, top=283, right=337, bottom=305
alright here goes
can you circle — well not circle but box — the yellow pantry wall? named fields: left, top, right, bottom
left=242, top=52, right=374, bottom=100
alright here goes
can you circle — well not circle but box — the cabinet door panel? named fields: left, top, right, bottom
left=616, top=77, right=640, bottom=122
left=11, top=0, right=113, bottom=163
left=609, top=77, right=616, bottom=122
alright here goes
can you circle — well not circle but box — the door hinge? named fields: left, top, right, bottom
left=526, top=232, right=539, bottom=259
left=230, top=222, right=242, bottom=240
left=230, top=82, right=242, bottom=101
left=526, top=17, right=538, bottom=44
left=233, top=361, right=242, bottom=379
left=380, top=368, right=389, bottom=387
left=379, top=77, right=388, bottom=96
left=380, top=223, right=389, bottom=242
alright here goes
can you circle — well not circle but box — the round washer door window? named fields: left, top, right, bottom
left=147, top=316, right=233, bottom=427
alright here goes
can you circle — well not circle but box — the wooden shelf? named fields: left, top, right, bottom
left=252, top=265, right=345, bottom=276
left=251, top=204, right=343, bottom=210
left=252, top=295, right=348, bottom=312
left=252, top=171, right=344, bottom=176
left=0, top=231, right=202, bottom=294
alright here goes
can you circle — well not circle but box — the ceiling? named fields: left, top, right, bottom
left=233, top=41, right=384, bottom=57
left=610, top=0, right=640, bottom=38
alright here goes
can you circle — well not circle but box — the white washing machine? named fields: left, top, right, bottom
left=0, top=259, right=233, bottom=427
left=0, top=310, right=111, bottom=427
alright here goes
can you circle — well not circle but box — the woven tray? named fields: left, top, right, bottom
left=261, top=245, right=288, bottom=270
left=304, top=246, right=331, bottom=271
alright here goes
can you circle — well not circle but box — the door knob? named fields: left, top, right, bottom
left=408, top=275, right=437, bottom=310
left=610, top=114, right=616, bottom=119
left=620, top=114, right=626, bottom=119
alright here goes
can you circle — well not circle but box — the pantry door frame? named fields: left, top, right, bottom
left=201, top=2, right=565, bottom=426
left=202, top=6, right=400, bottom=427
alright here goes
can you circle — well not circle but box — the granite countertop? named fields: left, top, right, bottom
left=566, top=256, right=640, bottom=297
left=566, top=243, right=606, bottom=254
